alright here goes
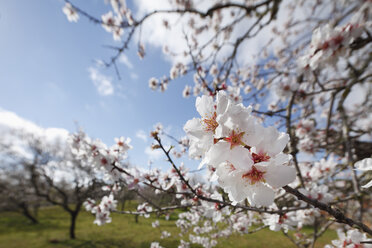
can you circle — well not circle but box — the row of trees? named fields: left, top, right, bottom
left=0, top=130, right=139, bottom=239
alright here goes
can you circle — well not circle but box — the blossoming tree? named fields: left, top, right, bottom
left=30, top=0, right=372, bottom=247
left=0, top=130, right=104, bottom=239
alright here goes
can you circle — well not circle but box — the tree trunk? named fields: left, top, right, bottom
left=121, top=199, right=126, bottom=211
left=135, top=214, right=139, bottom=223
left=33, top=203, right=40, bottom=218
left=20, top=203, right=38, bottom=224
left=69, top=212, right=78, bottom=239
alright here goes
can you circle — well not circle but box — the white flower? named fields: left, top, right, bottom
left=298, top=19, right=365, bottom=71
left=178, top=240, right=190, bottom=248
left=113, top=136, right=132, bottom=152
left=193, top=84, right=201, bottom=96
left=298, top=184, right=333, bottom=204
left=295, top=209, right=320, bottom=228
left=355, top=158, right=372, bottom=188
left=184, top=91, right=228, bottom=160
left=149, top=77, right=159, bottom=90
left=100, top=194, right=117, bottom=212
left=160, top=82, right=168, bottom=92
left=102, top=11, right=120, bottom=33
left=62, top=3, right=79, bottom=22
left=124, top=8, right=134, bottom=26
left=295, top=119, right=315, bottom=138
left=83, top=198, right=96, bottom=211
left=137, top=203, right=153, bottom=218
left=152, top=220, right=160, bottom=228
left=263, top=212, right=297, bottom=232
left=188, top=94, right=295, bottom=206
left=328, top=229, right=372, bottom=248
left=160, top=230, right=171, bottom=239
left=93, top=207, right=112, bottom=226
left=182, top=85, right=192, bottom=98
left=308, top=156, right=337, bottom=180
left=150, top=242, right=164, bottom=248
left=244, top=85, right=252, bottom=94
left=275, top=78, right=298, bottom=100
left=210, top=64, right=218, bottom=77
left=170, top=65, right=179, bottom=79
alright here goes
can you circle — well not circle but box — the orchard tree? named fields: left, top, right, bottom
left=0, top=129, right=104, bottom=239
left=0, top=172, right=40, bottom=224
left=60, top=0, right=372, bottom=247
left=0, top=133, right=45, bottom=224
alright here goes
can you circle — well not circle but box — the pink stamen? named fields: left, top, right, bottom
left=242, top=166, right=266, bottom=184
left=252, top=152, right=271, bottom=164
left=203, top=112, right=218, bottom=132
left=224, top=130, right=245, bottom=149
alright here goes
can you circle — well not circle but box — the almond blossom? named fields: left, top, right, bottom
left=325, top=229, right=372, bottom=248
left=298, top=4, right=368, bottom=71
left=183, top=91, right=228, bottom=160
left=263, top=211, right=297, bottom=232
left=62, top=3, right=79, bottom=23
left=185, top=91, right=296, bottom=206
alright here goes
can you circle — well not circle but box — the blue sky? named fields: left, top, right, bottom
left=0, top=0, right=199, bottom=168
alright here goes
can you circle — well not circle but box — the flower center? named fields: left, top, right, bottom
left=242, top=166, right=266, bottom=184
left=202, top=112, right=218, bottom=132
left=227, top=163, right=236, bottom=172
left=101, top=157, right=108, bottom=165
left=252, top=152, right=270, bottom=164
left=278, top=214, right=288, bottom=224
left=224, top=130, right=245, bottom=149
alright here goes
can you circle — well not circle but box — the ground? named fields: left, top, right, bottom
left=0, top=202, right=337, bottom=248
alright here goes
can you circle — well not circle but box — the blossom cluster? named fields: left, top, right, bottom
left=101, top=0, right=135, bottom=41
left=69, top=131, right=132, bottom=182
left=184, top=91, right=296, bottom=206
left=298, top=2, right=370, bottom=70
left=325, top=229, right=372, bottom=248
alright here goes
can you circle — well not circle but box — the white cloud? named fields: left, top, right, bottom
left=133, top=0, right=333, bottom=67
left=88, top=67, right=114, bottom=96
left=130, top=72, right=139, bottom=80
left=0, top=109, right=69, bottom=159
left=0, top=109, right=42, bottom=135
left=145, top=146, right=163, bottom=160
left=0, top=110, right=68, bottom=142
left=0, top=110, right=98, bottom=186
left=136, top=129, right=148, bottom=142
left=119, top=54, right=134, bottom=69
left=134, top=0, right=214, bottom=64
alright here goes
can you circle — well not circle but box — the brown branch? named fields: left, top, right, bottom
left=286, top=91, right=305, bottom=188
left=113, top=204, right=192, bottom=215
left=283, top=185, right=372, bottom=235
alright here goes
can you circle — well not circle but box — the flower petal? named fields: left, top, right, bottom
left=196, top=95, right=213, bottom=117
left=355, top=158, right=372, bottom=171
left=183, top=118, right=204, bottom=138
left=249, top=184, right=275, bottom=207
left=226, top=145, right=253, bottom=171
left=265, top=164, right=296, bottom=188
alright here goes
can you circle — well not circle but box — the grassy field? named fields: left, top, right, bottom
left=0, top=203, right=337, bottom=248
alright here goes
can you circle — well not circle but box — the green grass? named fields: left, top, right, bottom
left=0, top=203, right=337, bottom=248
